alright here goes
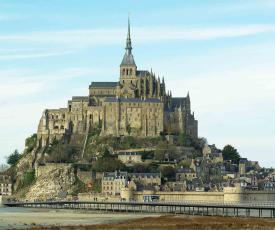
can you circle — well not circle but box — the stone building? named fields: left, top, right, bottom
left=117, top=151, right=143, bottom=164
left=176, top=168, right=196, bottom=181
left=129, top=173, right=161, bottom=187
left=101, top=171, right=128, bottom=196
left=0, top=175, right=12, bottom=196
left=36, top=19, right=198, bottom=148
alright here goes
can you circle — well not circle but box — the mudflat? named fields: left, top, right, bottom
left=25, top=215, right=275, bottom=230
left=0, top=208, right=157, bottom=230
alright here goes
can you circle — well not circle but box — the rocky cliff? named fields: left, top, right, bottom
left=25, top=163, right=76, bottom=200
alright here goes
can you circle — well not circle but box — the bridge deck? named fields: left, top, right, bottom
left=4, top=201, right=275, bottom=218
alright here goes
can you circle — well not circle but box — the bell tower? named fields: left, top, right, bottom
left=120, top=17, right=137, bottom=84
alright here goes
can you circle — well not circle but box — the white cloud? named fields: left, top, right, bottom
left=0, top=24, right=274, bottom=45
left=0, top=81, right=44, bottom=97
left=0, top=50, right=75, bottom=61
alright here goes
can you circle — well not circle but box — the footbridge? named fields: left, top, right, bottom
left=4, top=200, right=275, bottom=218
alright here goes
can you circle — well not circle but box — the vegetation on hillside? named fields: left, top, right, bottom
left=222, top=145, right=240, bottom=164
left=7, top=149, right=21, bottom=166
left=91, top=147, right=125, bottom=172
left=24, top=134, right=37, bottom=154
left=45, top=138, right=81, bottom=163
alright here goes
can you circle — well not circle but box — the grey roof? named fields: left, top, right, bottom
left=136, top=70, right=150, bottom=77
left=71, top=96, right=89, bottom=101
left=118, top=152, right=142, bottom=156
left=103, top=171, right=128, bottom=179
left=130, top=173, right=161, bottom=178
left=121, top=52, right=136, bottom=66
left=89, top=82, right=119, bottom=88
left=171, top=97, right=189, bottom=109
left=105, top=97, right=162, bottom=103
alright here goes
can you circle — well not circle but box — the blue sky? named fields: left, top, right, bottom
left=0, top=0, right=275, bottom=167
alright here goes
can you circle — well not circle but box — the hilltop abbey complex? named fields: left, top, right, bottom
left=37, top=20, right=198, bottom=148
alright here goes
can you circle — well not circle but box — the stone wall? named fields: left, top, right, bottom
left=129, top=189, right=275, bottom=203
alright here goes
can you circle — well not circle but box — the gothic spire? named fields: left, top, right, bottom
left=120, top=17, right=136, bottom=67
left=126, top=17, right=132, bottom=54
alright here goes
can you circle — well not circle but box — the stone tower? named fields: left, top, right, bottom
left=120, top=18, right=137, bottom=86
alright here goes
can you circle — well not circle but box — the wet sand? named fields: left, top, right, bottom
left=0, top=208, right=158, bottom=230
left=24, top=215, right=275, bottom=230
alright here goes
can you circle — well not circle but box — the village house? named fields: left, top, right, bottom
left=129, top=173, right=161, bottom=189
left=176, top=167, right=196, bottom=181
left=101, top=171, right=128, bottom=195
left=0, top=175, right=12, bottom=196
left=116, top=149, right=143, bottom=164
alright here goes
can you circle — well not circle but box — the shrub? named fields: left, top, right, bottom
left=92, top=157, right=125, bottom=172
left=7, top=150, right=21, bottom=166
left=22, top=170, right=35, bottom=187
left=25, top=134, right=37, bottom=153
left=160, top=166, right=176, bottom=181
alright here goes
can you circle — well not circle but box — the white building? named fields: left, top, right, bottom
left=0, top=175, right=12, bottom=196
left=102, top=171, right=128, bottom=195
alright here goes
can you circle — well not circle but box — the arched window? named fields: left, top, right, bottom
left=60, top=125, right=64, bottom=129
left=126, top=69, right=129, bottom=75
left=122, top=68, right=125, bottom=75
left=130, top=69, right=132, bottom=75
left=54, top=126, right=59, bottom=130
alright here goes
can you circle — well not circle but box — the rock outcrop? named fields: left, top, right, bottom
left=26, top=163, right=75, bottom=200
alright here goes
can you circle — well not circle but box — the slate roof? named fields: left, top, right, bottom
left=136, top=70, right=150, bottom=77
left=71, top=96, right=89, bottom=102
left=171, top=97, right=188, bottom=109
left=130, top=173, right=161, bottom=178
left=105, top=97, right=162, bottom=103
left=89, top=82, right=119, bottom=88
left=121, top=52, right=136, bottom=66
left=103, top=171, right=128, bottom=179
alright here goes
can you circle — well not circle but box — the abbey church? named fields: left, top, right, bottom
left=37, top=20, right=198, bottom=147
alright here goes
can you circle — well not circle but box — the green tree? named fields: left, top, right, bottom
left=222, top=145, right=240, bottom=164
left=7, top=150, right=21, bottom=166
left=178, top=159, right=191, bottom=168
left=155, top=141, right=168, bottom=161
left=47, top=142, right=78, bottom=163
left=25, top=134, right=37, bottom=153
left=160, top=166, right=176, bottom=181
left=92, top=157, right=125, bottom=172
left=22, top=170, right=35, bottom=187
